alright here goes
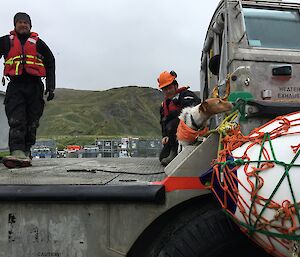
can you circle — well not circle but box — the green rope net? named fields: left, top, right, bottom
left=208, top=109, right=300, bottom=256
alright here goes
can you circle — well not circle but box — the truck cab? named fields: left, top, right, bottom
left=201, top=0, right=300, bottom=133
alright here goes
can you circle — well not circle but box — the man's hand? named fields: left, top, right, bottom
left=162, top=136, right=169, bottom=145
left=45, top=89, right=55, bottom=101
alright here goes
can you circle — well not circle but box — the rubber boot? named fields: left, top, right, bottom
left=2, top=150, right=32, bottom=169
left=25, top=151, right=33, bottom=160
left=160, top=148, right=177, bottom=167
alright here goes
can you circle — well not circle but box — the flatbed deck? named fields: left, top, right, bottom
left=0, top=158, right=166, bottom=202
left=0, top=158, right=165, bottom=185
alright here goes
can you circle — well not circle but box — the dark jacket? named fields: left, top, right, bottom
left=0, top=32, right=55, bottom=92
left=160, top=89, right=201, bottom=137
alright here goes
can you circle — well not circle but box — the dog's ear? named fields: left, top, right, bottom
left=199, top=101, right=208, bottom=113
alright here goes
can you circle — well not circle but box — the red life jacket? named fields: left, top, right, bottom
left=162, top=86, right=188, bottom=117
left=4, top=31, right=46, bottom=77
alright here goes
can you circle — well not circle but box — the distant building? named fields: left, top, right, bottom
left=34, top=139, right=57, bottom=149
left=79, top=145, right=99, bottom=158
left=95, top=138, right=162, bottom=158
left=0, top=91, right=9, bottom=151
left=96, top=139, right=121, bottom=158
left=130, top=138, right=161, bottom=157
left=33, top=138, right=162, bottom=159
left=32, top=138, right=162, bottom=159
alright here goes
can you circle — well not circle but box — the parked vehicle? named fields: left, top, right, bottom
left=31, top=146, right=53, bottom=159
left=0, top=1, right=299, bottom=256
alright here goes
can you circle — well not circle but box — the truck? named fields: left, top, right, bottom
left=1, top=0, right=300, bottom=256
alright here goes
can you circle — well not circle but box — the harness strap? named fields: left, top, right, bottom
left=177, top=119, right=208, bottom=143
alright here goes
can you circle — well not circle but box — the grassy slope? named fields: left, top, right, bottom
left=38, top=86, right=164, bottom=138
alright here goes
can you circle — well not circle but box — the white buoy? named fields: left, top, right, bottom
left=219, top=112, right=300, bottom=257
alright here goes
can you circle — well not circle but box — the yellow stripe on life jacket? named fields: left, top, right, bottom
left=5, top=55, right=45, bottom=75
left=5, top=55, right=23, bottom=65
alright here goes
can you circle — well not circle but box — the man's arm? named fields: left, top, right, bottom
left=160, top=105, right=167, bottom=137
left=0, top=35, right=10, bottom=59
left=160, top=105, right=170, bottom=144
left=37, top=39, right=55, bottom=93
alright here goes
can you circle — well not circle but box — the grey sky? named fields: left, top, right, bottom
left=0, top=0, right=221, bottom=92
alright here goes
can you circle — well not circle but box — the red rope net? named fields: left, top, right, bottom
left=208, top=112, right=300, bottom=257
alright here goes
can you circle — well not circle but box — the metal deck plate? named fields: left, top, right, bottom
left=0, top=158, right=166, bottom=185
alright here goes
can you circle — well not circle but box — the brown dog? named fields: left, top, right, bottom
left=177, top=98, right=233, bottom=152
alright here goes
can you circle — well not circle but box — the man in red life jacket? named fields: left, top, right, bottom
left=0, top=12, right=55, bottom=168
left=158, top=70, right=201, bottom=166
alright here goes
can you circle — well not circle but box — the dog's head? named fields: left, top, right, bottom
left=199, top=98, right=233, bottom=115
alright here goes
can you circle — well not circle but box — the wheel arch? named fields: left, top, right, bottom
left=127, top=193, right=216, bottom=257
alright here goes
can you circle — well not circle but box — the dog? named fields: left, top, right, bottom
left=177, top=98, right=233, bottom=153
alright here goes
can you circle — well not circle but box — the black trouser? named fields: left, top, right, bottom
left=4, top=79, right=45, bottom=153
left=159, top=118, right=179, bottom=161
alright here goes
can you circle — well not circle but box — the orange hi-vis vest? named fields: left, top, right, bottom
left=4, top=31, right=46, bottom=77
left=177, top=120, right=209, bottom=143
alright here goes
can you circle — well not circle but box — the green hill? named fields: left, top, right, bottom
left=38, top=86, right=164, bottom=138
